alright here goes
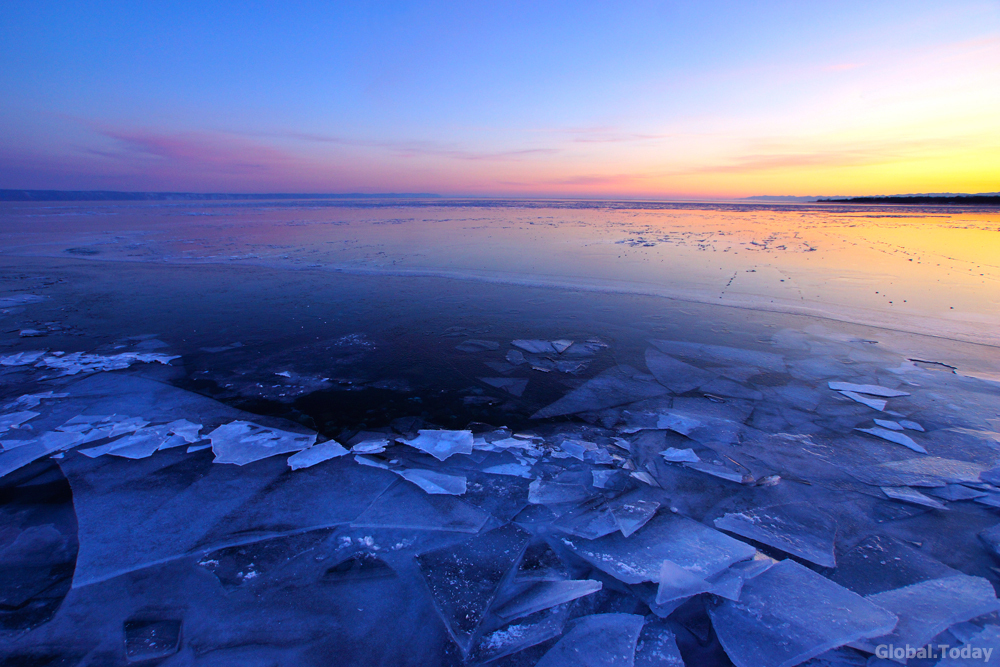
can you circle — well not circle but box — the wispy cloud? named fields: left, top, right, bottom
left=285, top=131, right=559, bottom=161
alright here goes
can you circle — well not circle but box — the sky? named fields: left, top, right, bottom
left=1, top=1, right=998, bottom=199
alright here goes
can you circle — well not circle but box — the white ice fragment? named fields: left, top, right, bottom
left=656, top=560, right=712, bottom=605
left=287, top=440, right=349, bottom=470
left=208, top=420, right=316, bottom=465
left=0, top=411, right=39, bottom=433
left=0, top=351, right=46, bottom=366
left=396, top=468, right=467, bottom=495
left=0, top=431, right=85, bottom=478
left=512, top=340, right=558, bottom=354
left=660, top=447, right=700, bottom=463
left=828, top=381, right=910, bottom=397
left=873, top=419, right=904, bottom=431
left=630, top=471, right=659, bottom=486
left=398, top=430, right=473, bottom=461
left=482, top=463, right=532, bottom=478
left=529, top=479, right=591, bottom=505
left=898, top=419, right=925, bottom=432
left=838, top=391, right=887, bottom=411
left=354, top=454, right=389, bottom=469
left=881, top=486, right=948, bottom=510
left=164, top=419, right=202, bottom=443
left=275, top=371, right=292, bottom=378
left=856, top=427, right=927, bottom=454
left=35, top=351, right=180, bottom=375
left=2, top=391, right=68, bottom=410
left=351, top=438, right=388, bottom=454
left=591, top=469, right=617, bottom=489
left=551, top=339, right=573, bottom=354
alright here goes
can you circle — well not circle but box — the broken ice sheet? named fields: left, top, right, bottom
left=649, top=339, right=786, bottom=373
left=557, top=512, right=756, bottom=584
left=479, top=377, right=528, bottom=397
left=286, top=440, right=349, bottom=470
left=0, top=350, right=46, bottom=366
left=656, top=559, right=713, bottom=605
left=880, top=486, right=948, bottom=510
left=829, top=535, right=958, bottom=596
left=710, top=559, right=898, bottom=667
left=416, top=523, right=530, bottom=655
left=660, top=447, right=700, bottom=463
left=0, top=430, right=84, bottom=478
left=532, top=365, right=669, bottom=419
left=490, top=579, right=603, bottom=623
left=351, top=438, right=388, bottom=454
left=979, top=524, right=1000, bottom=558
left=398, top=429, right=473, bottom=461
left=208, top=420, right=316, bottom=465
left=873, top=419, right=904, bottom=431
left=37, top=351, right=180, bottom=375
left=468, top=604, right=570, bottom=665
left=2, top=391, right=68, bottom=410
left=714, top=502, right=838, bottom=568
left=856, top=427, right=927, bottom=454
left=935, top=625, right=1000, bottom=667
left=351, top=480, right=489, bottom=533
left=838, top=391, right=887, bottom=411
left=852, top=575, right=1000, bottom=655
left=512, top=339, right=560, bottom=354
left=534, top=613, right=645, bottom=667
left=849, top=456, right=986, bottom=487
left=926, top=484, right=985, bottom=501
left=634, top=620, right=685, bottom=667
left=529, top=479, right=592, bottom=506
left=644, top=347, right=715, bottom=393
left=828, top=382, right=910, bottom=397
left=395, top=467, right=467, bottom=495
left=124, top=618, right=182, bottom=663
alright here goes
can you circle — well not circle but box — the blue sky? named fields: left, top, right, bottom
left=2, top=1, right=998, bottom=196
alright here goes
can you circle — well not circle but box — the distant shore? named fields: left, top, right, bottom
left=818, top=195, right=1000, bottom=205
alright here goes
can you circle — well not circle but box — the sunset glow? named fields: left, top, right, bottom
left=2, top=2, right=998, bottom=197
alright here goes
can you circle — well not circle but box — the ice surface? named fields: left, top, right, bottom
left=873, top=419, right=904, bottom=431
left=491, top=579, right=603, bottom=623
left=828, top=382, right=910, bottom=397
left=660, top=447, right=700, bottom=463
left=124, top=618, right=182, bottom=662
left=644, top=347, right=715, bottom=393
left=839, top=391, right=887, bottom=411
left=611, top=498, right=660, bottom=537
left=529, top=479, right=592, bottom=505
left=980, top=524, right=1000, bottom=558
left=880, top=486, right=948, bottom=509
left=416, top=523, right=530, bottom=654
left=829, top=535, right=958, bottom=596
left=714, top=503, right=838, bottom=567
left=469, top=605, right=570, bottom=665
left=80, top=424, right=173, bottom=459
left=557, top=512, right=756, bottom=584
left=856, top=427, right=926, bottom=454
left=853, top=575, right=1000, bottom=655
left=850, top=457, right=986, bottom=487
left=480, top=377, right=528, bottom=397
left=456, top=339, right=500, bottom=352
left=711, top=559, right=898, bottom=667
left=532, top=365, right=669, bottom=419
left=396, top=467, right=467, bottom=495
left=286, top=440, right=348, bottom=470
left=351, top=480, right=489, bottom=533
left=208, top=420, right=316, bottom=465
left=534, top=613, right=645, bottom=667
left=398, top=429, right=474, bottom=461
left=2, top=391, right=68, bottom=410
left=926, top=483, right=985, bottom=501
left=700, top=377, right=764, bottom=401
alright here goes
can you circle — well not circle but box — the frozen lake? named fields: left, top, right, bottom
left=0, top=199, right=999, bottom=665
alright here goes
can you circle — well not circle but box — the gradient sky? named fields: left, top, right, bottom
left=1, top=1, right=998, bottom=198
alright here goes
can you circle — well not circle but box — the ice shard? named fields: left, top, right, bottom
left=532, top=365, right=669, bottom=419
left=644, top=347, right=716, bottom=394
left=838, top=391, right=887, bottom=411
left=351, top=480, right=489, bottom=533
left=856, top=427, right=926, bottom=454
left=490, top=579, right=603, bottom=623
left=396, top=467, right=467, bottom=495
left=209, top=421, right=316, bottom=465
left=880, top=486, right=948, bottom=510
left=852, top=575, right=1000, bottom=655
left=710, top=559, right=898, bottom=667
left=398, top=429, right=474, bottom=461
left=286, top=440, right=348, bottom=470
left=714, top=503, right=838, bottom=568
left=828, top=382, right=910, bottom=397
left=416, top=523, right=530, bottom=654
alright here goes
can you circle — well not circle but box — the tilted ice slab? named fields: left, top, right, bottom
left=398, top=429, right=474, bottom=461
left=714, top=503, right=838, bottom=568
left=490, top=579, right=603, bottom=623
left=849, top=456, right=987, bottom=488
left=710, top=559, right=898, bottom=667
left=880, top=486, right=948, bottom=510
left=209, top=421, right=316, bottom=465
left=935, top=625, right=1000, bottom=666
left=534, top=613, right=645, bottom=667
left=286, top=440, right=348, bottom=470
left=0, top=431, right=84, bottom=478
left=634, top=620, right=685, bottom=667
left=852, top=575, right=1000, bottom=655
left=395, top=467, right=467, bottom=495
left=556, top=512, right=756, bottom=585
left=532, top=365, right=669, bottom=419
left=0, top=410, right=39, bottom=433
left=416, top=523, right=530, bottom=655
left=838, top=391, right=887, bottom=411
left=856, top=427, right=926, bottom=454
left=644, top=347, right=716, bottom=394
left=828, top=382, right=910, bottom=397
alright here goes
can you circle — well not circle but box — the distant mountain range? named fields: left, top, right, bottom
left=0, top=190, right=442, bottom=202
